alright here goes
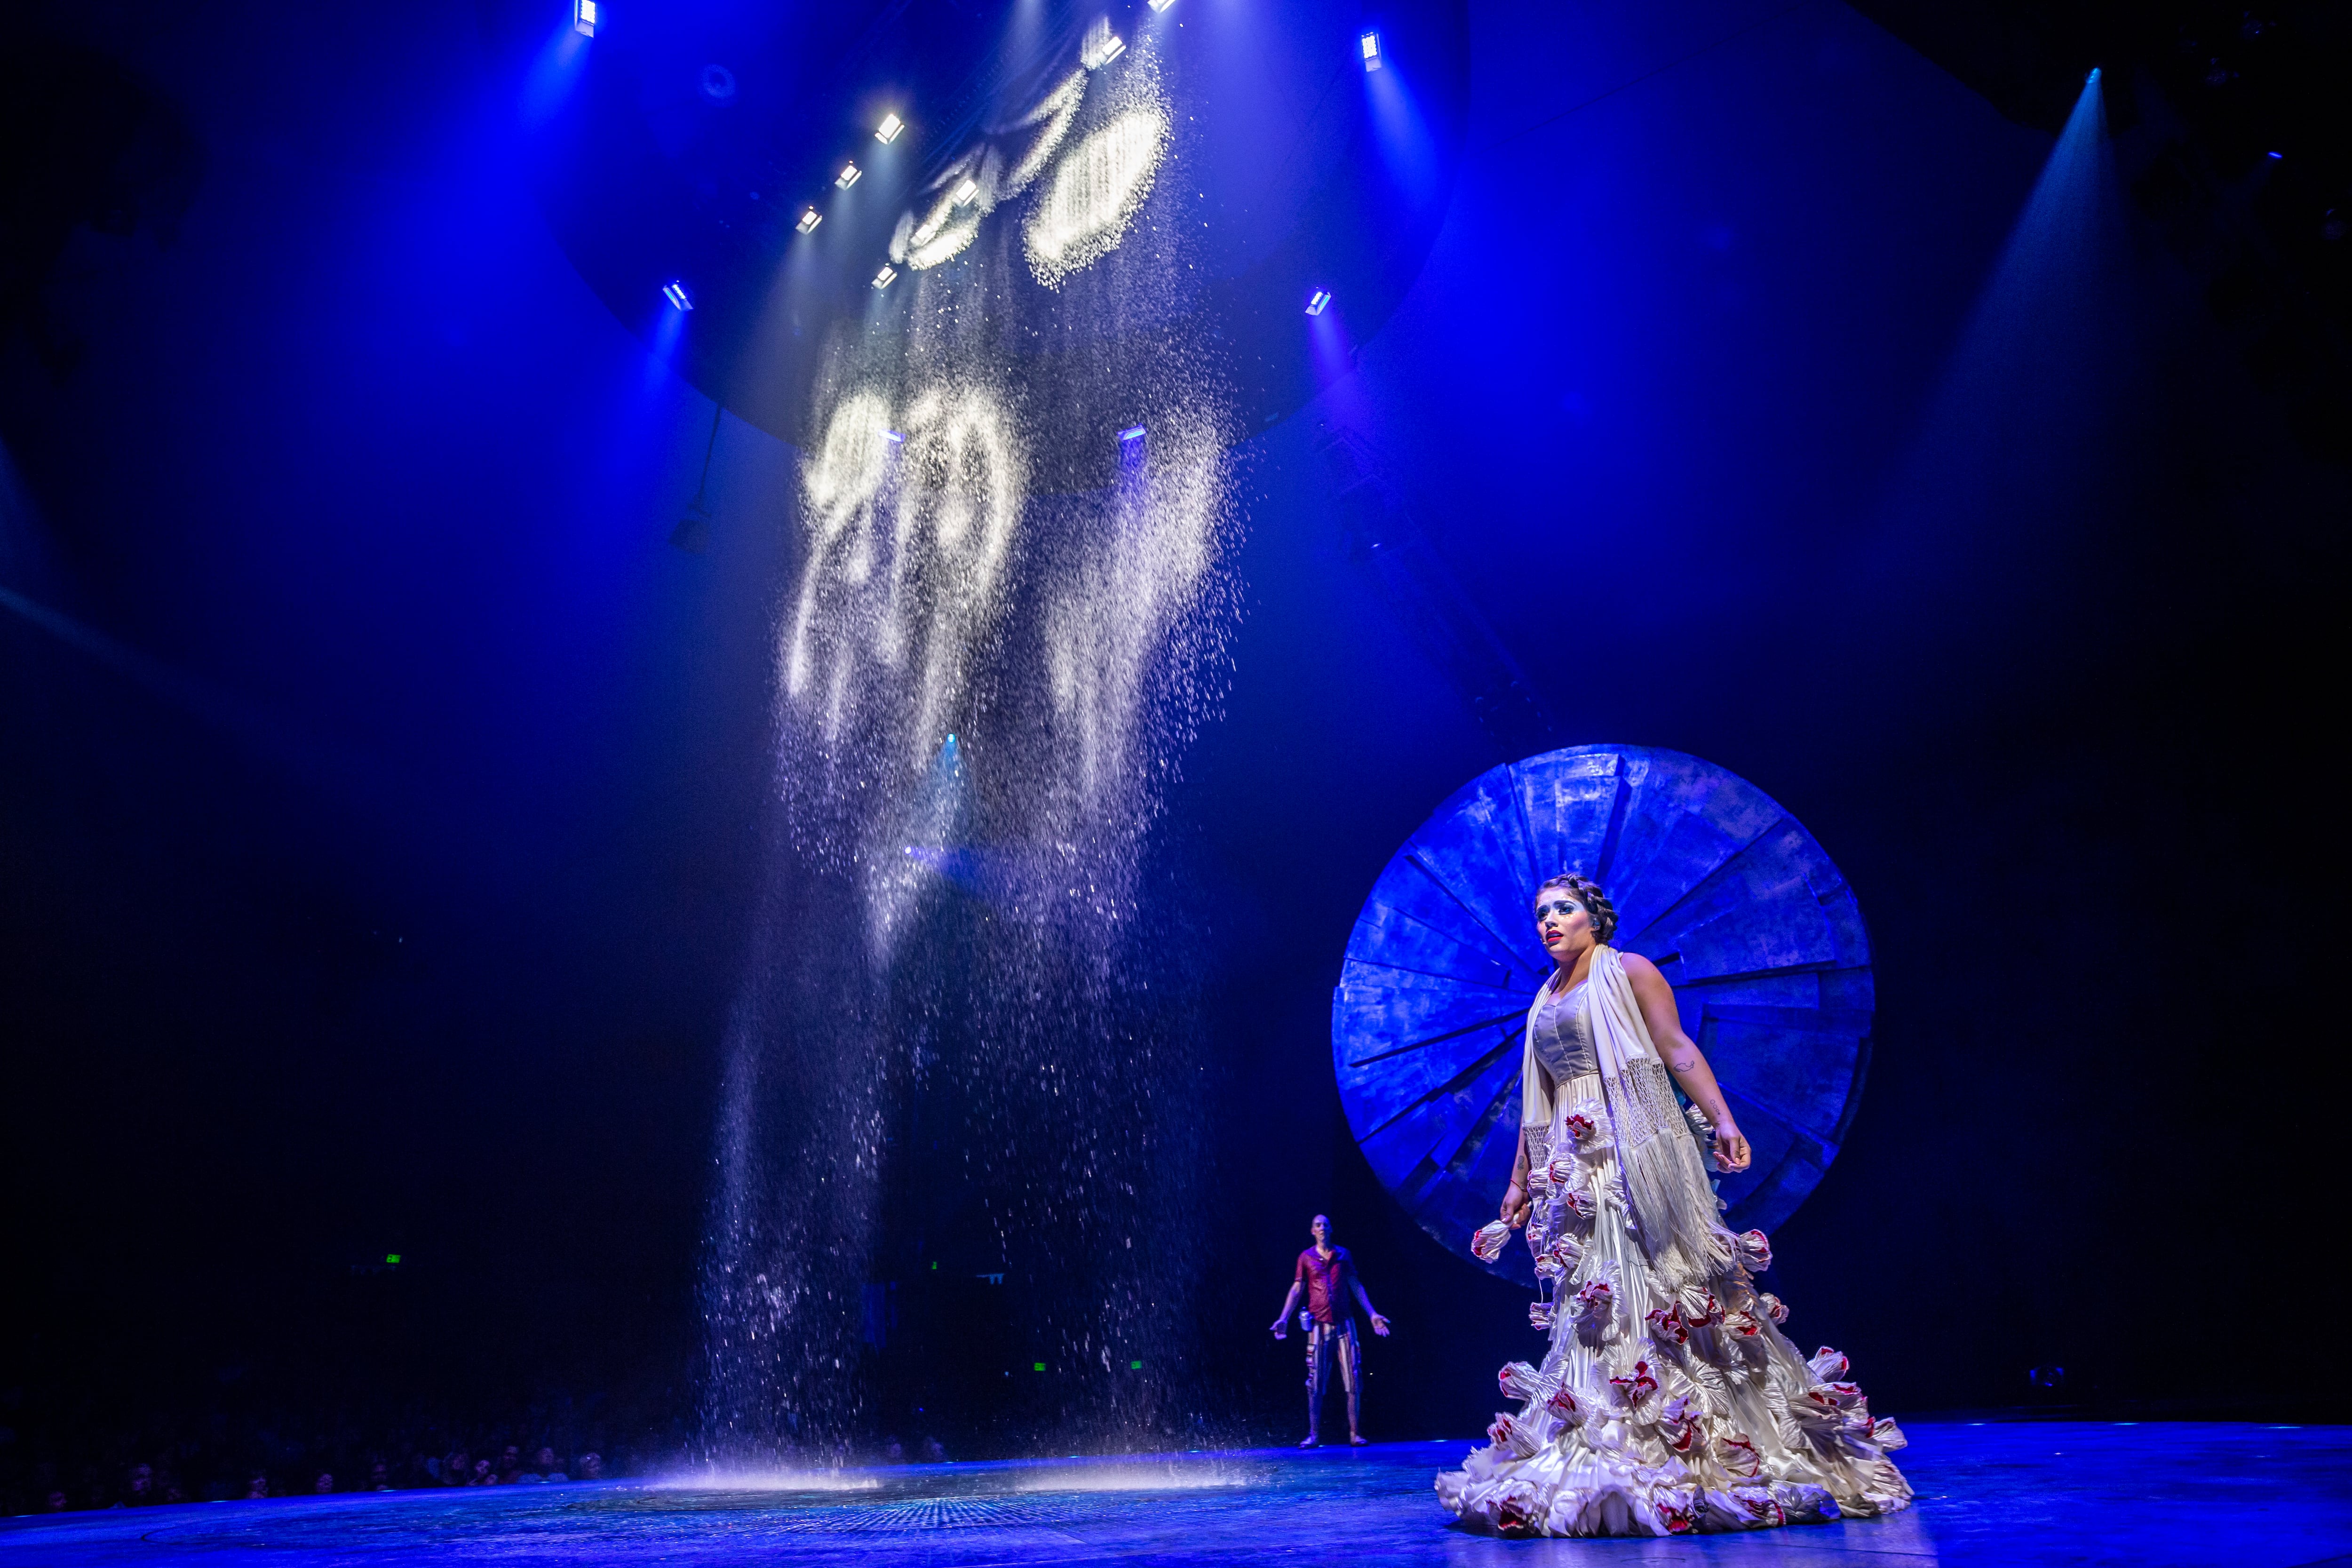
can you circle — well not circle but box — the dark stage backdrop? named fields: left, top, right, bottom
left=2, top=0, right=2343, bottom=1495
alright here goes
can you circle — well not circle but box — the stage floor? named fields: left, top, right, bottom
left=7, top=1421, right=2346, bottom=1566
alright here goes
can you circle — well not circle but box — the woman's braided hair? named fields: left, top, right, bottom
left=1534, top=871, right=1618, bottom=944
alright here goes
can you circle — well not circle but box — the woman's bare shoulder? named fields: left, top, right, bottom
left=1618, top=951, right=1679, bottom=1004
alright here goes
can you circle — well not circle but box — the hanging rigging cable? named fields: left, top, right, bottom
left=671, top=401, right=724, bottom=553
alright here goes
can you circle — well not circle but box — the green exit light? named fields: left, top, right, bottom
left=930, top=1261, right=938, bottom=1270
left=1033, top=1362, right=1045, bottom=1371
left=385, top=1254, right=401, bottom=1265
left=1130, top=1360, right=1142, bottom=1369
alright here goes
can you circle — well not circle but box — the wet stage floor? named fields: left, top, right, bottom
left=7, top=1422, right=2346, bottom=1567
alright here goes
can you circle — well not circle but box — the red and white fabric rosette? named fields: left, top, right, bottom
left=1528, top=1300, right=1554, bottom=1331
left=1715, top=1430, right=1764, bottom=1478
left=1728, top=1484, right=1787, bottom=1528
left=1493, top=1484, right=1543, bottom=1539
left=1805, top=1380, right=1866, bottom=1416
left=1645, top=1304, right=1690, bottom=1348
left=1757, top=1292, right=1789, bottom=1325
left=1470, top=1220, right=1512, bottom=1264
left=1658, top=1396, right=1703, bottom=1457
left=1544, top=1381, right=1585, bottom=1425
left=1871, top=1416, right=1909, bottom=1451
left=1561, top=1101, right=1612, bottom=1154
left=1609, top=1358, right=1660, bottom=1411
left=1733, top=1228, right=1773, bottom=1273
left=1487, top=1411, right=1544, bottom=1459
left=1498, top=1361, right=1549, bottom=1402
left=1555, top=1186, right=1597, bottom=1221
left=1677, top=1286, right=1724, bottom=1329
left=1533, top=1234, right=1583, bottom=1281
left=1806, top=1346, right=1850, bottom=1382
left=1648, top=1487, right=1700, bottom=1536
left=1721, top=1309, right=1764, bottom=1341
left=1567, top=1275, right=1614, bottom=1329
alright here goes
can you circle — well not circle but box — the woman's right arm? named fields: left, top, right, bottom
left=1500, top=1124, right=1532, bottom=1226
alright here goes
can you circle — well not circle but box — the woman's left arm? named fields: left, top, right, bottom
left=1622, top=954, right=1752, bottom=1173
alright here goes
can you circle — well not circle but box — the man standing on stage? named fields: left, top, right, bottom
left=1270, top=1214, right=1391, bottom=1447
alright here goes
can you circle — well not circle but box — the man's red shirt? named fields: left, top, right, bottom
left=1294, top=1245, right=1359, bottom=1325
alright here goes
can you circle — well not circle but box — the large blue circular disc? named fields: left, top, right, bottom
left=1332, top=745, right=1874, bottom=1283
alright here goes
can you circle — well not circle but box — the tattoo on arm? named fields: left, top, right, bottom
left=1671, top=1055, right=1696, bottom=1072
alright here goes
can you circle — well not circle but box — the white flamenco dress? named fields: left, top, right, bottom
left=1435, top=946, right=1912, bottom=1537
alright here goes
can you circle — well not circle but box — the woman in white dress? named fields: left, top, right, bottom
left=1435, top=873, right=1911, bottom=1537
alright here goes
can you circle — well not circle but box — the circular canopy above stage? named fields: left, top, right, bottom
left=514, top=0, right=1468, bottom=479
left=1331, top=745, right=1875, bottom=1285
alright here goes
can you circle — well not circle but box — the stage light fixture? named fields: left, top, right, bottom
left=572, top=0, right=596, bottom=38
left=873, top=264, right=898, bottom=289
left=875, top=112, right=904, bottom=144
left=797, top=207, right=822, bottom=234
left=1149, top=0, right=1175, bottom=10
left=1083, top=17, right=1126, bottom=69
left=662, top=279, right=694, bottom=310
left=1359, top=31, right=1382, bottom=70
left=837, top=162, right=862, bottom=190
left=951, top=177, right=979, bottom=207
left=1117, top=424, right=1145, bottom=441
left=1305, top=288, right=1331, bottom=315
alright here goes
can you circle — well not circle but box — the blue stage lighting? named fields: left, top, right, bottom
left=1359, top=32, right=1382, bottom=71
left=873, top=264, right=898, bottom=289
left=837, top=162, right=862, bottom=190
left=662, top=280, right=693, bottom=310
left=1148, top=0, right=1175, bottom=10
left=1305, top=288, right=1332, bottom=316
left=875, top=112, right=904, bottom=145
left=572, top=0, right=597, bottom=38
left=885, top=429, right=905, bottom=445
left=797, top=208, right=822, bottom=234
left=1117, top=425, right=1146, bottom=442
